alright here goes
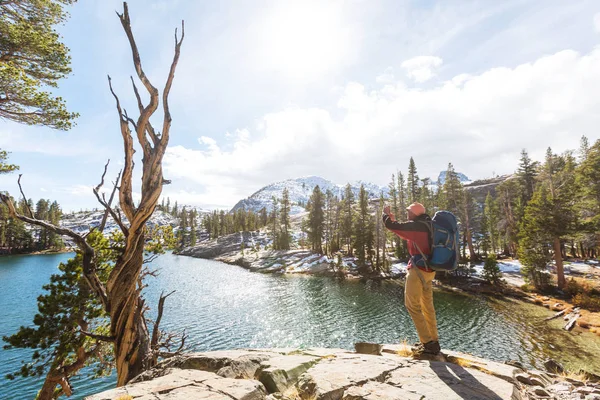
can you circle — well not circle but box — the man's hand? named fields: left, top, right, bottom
left=383, top=205, right=391, bottom=215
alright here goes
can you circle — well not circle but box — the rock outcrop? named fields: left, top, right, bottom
left=85, top=344, right=600, bottom=400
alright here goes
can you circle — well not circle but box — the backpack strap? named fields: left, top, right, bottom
left=412, top=241, right=433, bottom=288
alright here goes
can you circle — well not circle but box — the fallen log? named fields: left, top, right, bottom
left=545, top=309, right=566, bottom=321
left=564, top=314, right=580, bottom=331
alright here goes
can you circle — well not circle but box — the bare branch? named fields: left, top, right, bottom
left=94, top=166, right=127, bottom=235
left=130, top=75, right=144, bottom=114
left=80, top=330, right=115, bottom=343
left=143, top=254, right=160, bottom=264
left=17, top=175, right=33, bottom=218
left=159, top=20, right=185, bottom=153
left=107, top=75, right=135, bottom=222
left=118, top=4, right=157, bottom=157
left=0, top=194, right=108, bottom=307
left=151, top=290, right=176, bottom=351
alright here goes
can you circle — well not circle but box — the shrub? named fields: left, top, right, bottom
left=572, top=293, right=600, bottom=312
left=482, top=254, right=502, bottom=284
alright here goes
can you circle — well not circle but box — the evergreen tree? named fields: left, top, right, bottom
left=0, top=0, right=79, bottom=129
left=354, top=184, right=373, bottom=268
left=341, top=184, right=355, bottom=255
left=270, top=196, right=278, bottom=249
left=575, top=139, right=600, bottom=254
left=396, top=172, right=408, bottom=259
left=304, top=185, right=325, bottom=253
left=324, top=189, right=337, bottom=255
left=0, top=149, right=19, bottom=174
left=519, top=149, right=577, bottom=288
left=517, top=149, right=537, bottom=202
left=189, top=209, right=197, bottom=246
left=483, top=192, right=499, bottom=254
left=177, top=206, right=188, bottom=249
left=407, top=157, right=419, bottom=203
left=279, top=188, right=291, bottom=250
left=496, top=178, right=522, bottom=257
left=578, top=135, right=590, bottom=162
left=482, top=253, right=502, bottom=284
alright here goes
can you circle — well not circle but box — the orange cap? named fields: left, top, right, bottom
left=406, top=202, right=425, bottom=216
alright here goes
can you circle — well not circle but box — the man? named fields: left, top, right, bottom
left=383, top=202, right=440, bottom=355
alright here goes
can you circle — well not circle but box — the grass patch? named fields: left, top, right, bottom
left=559, top=370, right=590, bottom=384
left=115, top=396, right=133, bottom=400
left=395, top=339, right=413, bottom=357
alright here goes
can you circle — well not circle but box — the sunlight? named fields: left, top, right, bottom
left=256, top=1, right=352, bottom=79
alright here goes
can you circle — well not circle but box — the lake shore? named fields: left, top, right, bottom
left=0, top=248, right=72, bottom=257
left=177, top=231, right=600, bottom=338
left=86, top=344, right=600, bottom=400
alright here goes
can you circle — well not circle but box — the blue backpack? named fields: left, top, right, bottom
left=417, top=211, right=460, bottom=271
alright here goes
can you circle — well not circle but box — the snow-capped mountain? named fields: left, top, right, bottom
left=436, top=171, right=470, bottom=185
left=60, top=209, right=180, bottom=236
left=60, top=207, right=210, bottom=237
left=231, top=177, right=381, bottom=214
left=231, top=171, right=471, bottom=215
left=230, top=176, right=389, bottom=215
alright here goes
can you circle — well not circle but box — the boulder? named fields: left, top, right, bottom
left=354, top=342, right=383, bottom=356
left=258, top=355, right=319, bottom=393
left=160, top=350, right=278, bottom=379
left=85, top=368, right=267, bottom=400
left=443, top=349, right=521, bottom=383
left=297, top=353, right=406, bottom=400
left=543, top=359, right=565, bottom=374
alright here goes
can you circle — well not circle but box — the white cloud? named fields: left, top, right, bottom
left=376, top=67, right=395, bottom=84
left=400, top=56, right=443, bottom=83
left=165, top=46, right=600, bottom=208
left=594, top=13, right=600, bottom=33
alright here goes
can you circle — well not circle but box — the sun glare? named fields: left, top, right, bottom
left=256, top=1, right=352, bottom=79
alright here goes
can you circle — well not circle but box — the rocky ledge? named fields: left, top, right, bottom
left=177, top=232, right=358, bottom=277
left=86, top=344, right=600, bottom=400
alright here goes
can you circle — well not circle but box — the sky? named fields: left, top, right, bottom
left=1, top=0, right=600, bottom=212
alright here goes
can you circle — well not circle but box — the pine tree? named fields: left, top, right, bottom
left=483, top=192, right=499, bottom=254
left=189, top=209, right=197, bottom=246
left=304, top=185, right=325, bottom=253
left=177, top=206, right=188, bottom=249
left=341, top=184, right=355, bottom=255
left=354, top=184, right=373, bottom=269
left=396, top=172, right=408, bottom=259
left=517, top=149, right=537, bottom=202
left=482, top=253, right=502, bottom=284
left=0, top=0, right=79, bottom=129
left=279, top=188, right=291, bottom=250
left=519, top=149, right=577, bottom=289
left=270, top=196, right=279, bottom=249
left=324, top=189, right=338, bottom=255
left=575, top=139, right=600, bottom=255
left=407, top=157, right=419, bottom=203
left=496, top=179, right=522, bottom=256
left=0, top=149, right=19, bottom=174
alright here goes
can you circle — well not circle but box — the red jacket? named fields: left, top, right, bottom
left=383, top=213, right=433, bottom=272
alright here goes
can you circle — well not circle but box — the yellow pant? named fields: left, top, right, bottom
left=405, top=267, right=439, bottom=343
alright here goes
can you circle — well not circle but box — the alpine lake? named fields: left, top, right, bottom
left=1, top=252, right=600, bottom=399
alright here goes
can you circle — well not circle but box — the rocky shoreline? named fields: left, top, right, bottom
left=176, top=231, right=600, bottom=337
left=87, top=344, right=600, bottom=400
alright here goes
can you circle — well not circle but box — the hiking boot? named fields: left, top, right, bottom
left=423, top=340, right=441, bottom=355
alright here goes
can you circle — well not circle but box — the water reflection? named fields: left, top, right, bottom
left=2, top=252, right=600, bottom=400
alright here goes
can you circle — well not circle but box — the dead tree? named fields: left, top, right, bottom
left=0, top=1, right=185, bottom=388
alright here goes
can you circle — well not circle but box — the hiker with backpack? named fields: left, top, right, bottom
left=383, top=202, right=459, bottom=356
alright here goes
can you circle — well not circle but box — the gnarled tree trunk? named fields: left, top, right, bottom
left=105, top=2, right=184, bottom=384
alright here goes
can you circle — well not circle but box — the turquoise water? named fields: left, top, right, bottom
left=1, top=252, right=599, bottom=399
